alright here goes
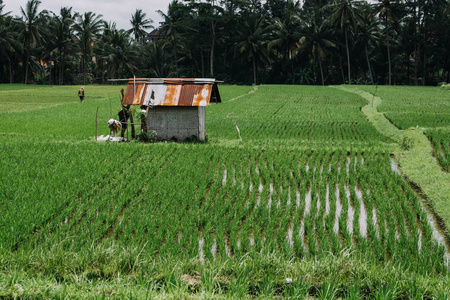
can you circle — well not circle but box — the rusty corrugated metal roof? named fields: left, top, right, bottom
left=122, top=78, right=221, bottom=106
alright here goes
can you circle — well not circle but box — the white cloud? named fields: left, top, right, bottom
left=2, top=0, right=170, bottom=30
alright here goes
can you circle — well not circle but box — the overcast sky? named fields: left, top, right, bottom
left=2, top=0, right=171, bottom=30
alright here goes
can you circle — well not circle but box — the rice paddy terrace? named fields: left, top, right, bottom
left=0, top=84, right=449, bottom=298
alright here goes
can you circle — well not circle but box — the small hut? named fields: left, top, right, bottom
left=122, top=78, right=221, bottom=141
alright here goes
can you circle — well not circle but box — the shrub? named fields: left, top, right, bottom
left=136, top=130, right=157, bottom=143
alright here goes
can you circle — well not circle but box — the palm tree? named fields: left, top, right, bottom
left=267, top=0, right=302, bottom=77
left=356, top=6, right=381, bottom=84
left=371, top=0, right=399, bottom=85
left=98, top=25, right=138, bottom=79
left=296, top=19, right=336, bottom=85
left=329, top=0, right=362, bottom=84
left=158, top=0, right=189, bottom=77
left=128, top=9, right=153, bottom=43
left=73, top=11, right=103, bottom=85
left=47, top=7, right=76, bottom=85
left=235, top=14, right=269, bottom=85
left=20, top=0, right=47, bottom=84
left=0, top=10, right=22, bottom=83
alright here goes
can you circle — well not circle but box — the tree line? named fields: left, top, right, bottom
left=0, top=0, right=449, bottom=86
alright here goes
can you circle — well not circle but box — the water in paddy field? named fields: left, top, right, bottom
left=267, top=182, right=274, bottom=208
left=345, top=184, right=354, bottom=235
left=325, top=184, right=330, bottom=216
left=425, top=210, right=450, bottom=269
left=355, top=186, right=367, bottom=238
left=372, top=208, right=379, bottom=237
left=334, top=184, right=342, bottom=234
left=225, top=234, right=231, bottom=257
left=222, top=168, right=227, bottom=186
left=211, top=238, right=217, bottom=259
left=316, top=195, right=321, bottom=218
left=288, top=221, right=294, bottom=247
left=390, top=157, right=401, bottom=175
left=249, top=229, right=255, bottom=246
left=194, top=156, right=449, bottom=266
left=256, top=183, right=263, bottom=206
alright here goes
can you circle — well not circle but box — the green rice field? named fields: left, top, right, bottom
left=0, top=84, right=449, bottom=299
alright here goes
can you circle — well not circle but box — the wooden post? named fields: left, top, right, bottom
left=95, top=106, right=99, bottom=141
left=130, top=111, right=136, bottom=139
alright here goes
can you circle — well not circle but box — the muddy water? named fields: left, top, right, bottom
left=211, top=238, right=217, bottom=259
left=334, top=184, right=342, bottom=234
left=305, top=187, right=312, bottom=215
left=277, top=186, right=282, bottom=208
left=390, top=157, right=401, bottom=175
left=288, top=221, right=294, bottom=247
left=222, top=169, right=227, bottom=186
left=426, top=209, right=447, bottom=249
left=372, top=208, right=379, bottom=237
left=345, top=184, right=354, bottom=235
left=355, top=186, right=367, bottom=238
left=299, top=219, right=306, bottom=252
left=316, top=195, right=321, bottom=218
left=325, top=184, right=330, bottom=216
left=249, top=229, right=255, bottom=246
left=267, top=183, right=274, bottom=208
left=418, top=229, right=422, bottom=252
left=256, top=183, right=264, bottom=206
left=224, top=234, right=232, bottom=257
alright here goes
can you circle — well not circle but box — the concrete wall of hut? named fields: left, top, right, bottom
left=146, top=106, right=206, bottom=141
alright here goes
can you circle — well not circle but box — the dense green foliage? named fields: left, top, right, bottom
left=1, top=0, right=450, bottom=85
left=0, top=84, right=449, bottom=298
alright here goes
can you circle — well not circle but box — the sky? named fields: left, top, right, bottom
left=2, top=0, right=170, bottom=30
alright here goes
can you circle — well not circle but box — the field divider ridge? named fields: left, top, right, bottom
left=227, top=85, right=259, bottom=102
left=332, top=85, right=450, bottom=237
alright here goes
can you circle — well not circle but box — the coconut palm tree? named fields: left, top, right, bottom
left=267, top=0, right=302, bottom=77
left=128, top=9, right=153, bottom=43
left=296, top=18, right=336, bottom=85
left=20, top=0, right=47, bottom=84
left=47, top=7, right=76, bottom=85
left=73, top=11, right=103, bottom=85
left=235, top=14, right=270, bottom=85
left=158, top=0, right=190, bottom=77
left=371, top=0, right=399, bottom=85
left=356, top=5, right=381, bottom=84
left=0, top=10, right=22, bottom=83
left=98, top=25, right=138, bottom=79
left=142, top=40, right=173, bottom=78
left=329, top=0, right=362, bottom=84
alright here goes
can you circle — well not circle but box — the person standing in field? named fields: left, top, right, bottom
left=78, top=87, right=85, bottom=102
